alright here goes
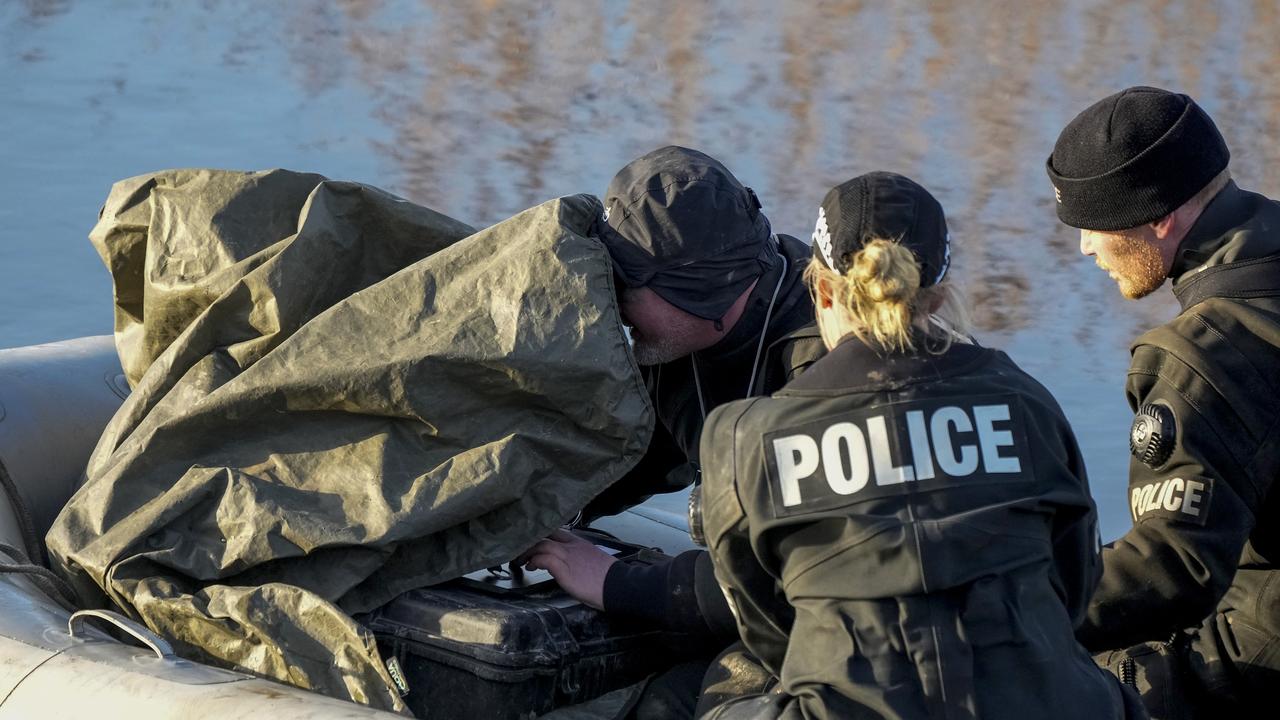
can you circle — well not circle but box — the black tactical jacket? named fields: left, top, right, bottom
left=591, top=234, right=824, bottom=638
left=587, top=234, right=821, bottom=519
left=698, top=336, right=1129, bottom=719
left=1077, top=182, right=1280, bottom=698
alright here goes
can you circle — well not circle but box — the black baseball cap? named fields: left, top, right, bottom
left=811, top=172, right=950, bottom=287
left=598, top=146, right=776, bottom=320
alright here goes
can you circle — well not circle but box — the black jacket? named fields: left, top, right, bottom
left=591, top=234, right=824, bottom=638
left=1077, top=182, right=1280, bottom=701
left=698, top=336, right=1129, bottom=719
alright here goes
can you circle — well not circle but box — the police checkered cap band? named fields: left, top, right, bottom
left=935, top=232, right=951, bottom=285
left=812, top=206, right=835, bottom=268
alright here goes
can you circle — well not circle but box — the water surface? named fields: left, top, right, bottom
left=5, top=0, right=1280, bottom=539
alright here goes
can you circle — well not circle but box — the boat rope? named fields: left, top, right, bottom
left=0, top=457, right=45, bottom=567
left=0, top=541, right=80, bottom=612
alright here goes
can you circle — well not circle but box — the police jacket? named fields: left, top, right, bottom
left=589, top=234, right=825, bottom=639
left=698, top=335, right=1128, bottom=719
left=1077, top=181, right=1280, bottom=687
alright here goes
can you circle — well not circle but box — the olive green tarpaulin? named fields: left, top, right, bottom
left=45, top=169, right=654, bottom=714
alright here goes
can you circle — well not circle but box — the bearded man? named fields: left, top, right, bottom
left=1048, top=86, right=1280, bottom=719
left=524, top=146, right=822, bottom=719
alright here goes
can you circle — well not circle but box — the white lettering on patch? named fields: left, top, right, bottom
left=1129, top=477, right=1212, bottom=525
left=773, top=434, right=820, bottom=507
left=766, top=399, right=1029, bottom=515
left=868, top=415, right=914, bottom=486
left=931, top=406, right=979, bottom=476
left=820, top=422, right=870, bottom=496
left=973, top=404, right=1021, bottom=474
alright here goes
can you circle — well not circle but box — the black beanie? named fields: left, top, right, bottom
left=1046, top=86, right=1229, bottom=231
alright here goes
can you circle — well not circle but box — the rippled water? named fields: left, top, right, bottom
left=4, top=0, right=1280, bottom=538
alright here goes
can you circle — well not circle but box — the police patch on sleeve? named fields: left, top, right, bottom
left=761, top=394, right=1034, bottom=518
left=1130, top=475, right=1214, bottom=526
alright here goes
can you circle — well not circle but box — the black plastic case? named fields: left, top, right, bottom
left=362, top=542, right=689, bottom=719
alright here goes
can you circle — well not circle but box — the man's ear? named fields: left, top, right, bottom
left=1150, top=201, right=1203, bottom=268
left=1149, top=212, right=1178, bottom=241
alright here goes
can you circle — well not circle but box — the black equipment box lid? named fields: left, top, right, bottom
left=361, top=536, right=694, bottom=719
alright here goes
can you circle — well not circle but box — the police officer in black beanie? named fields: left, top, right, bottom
left=1048, top=86, right=1280, bottom=718
left=522, top=146, right=823, bottom=719
left=694, top=172, right=1140, bottom=720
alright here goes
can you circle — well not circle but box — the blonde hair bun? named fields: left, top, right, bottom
left=849, top=239, right=921, bottom=304
left=804, top=236, right=969, bottom=354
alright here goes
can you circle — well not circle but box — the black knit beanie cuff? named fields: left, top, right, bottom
left=1047, top=98, right=1229, bottom=231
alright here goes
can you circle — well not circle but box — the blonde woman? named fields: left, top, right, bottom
left=694, top=173, right=1144, bottom=719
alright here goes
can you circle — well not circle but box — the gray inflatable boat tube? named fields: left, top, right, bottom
left=0, top=337, right=403, bottom=718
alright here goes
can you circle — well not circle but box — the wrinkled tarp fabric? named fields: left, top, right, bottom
left=46, top=169, right=653, bottom=714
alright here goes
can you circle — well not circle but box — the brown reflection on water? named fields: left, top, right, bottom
left=10, top=0, right=1280, bottom=344
left=7, top=0, right=68, bottom=59
left=16, top=0, right=69, bottom=23
left=934, top=0, right=1047, bottom=333
left=8, top=0, right=1280, bottom=538
left=355, top=2, right=616, bottom=221
left=657, top=2, right=709, bottom=144
left=281, top=3, right=352, bottom=96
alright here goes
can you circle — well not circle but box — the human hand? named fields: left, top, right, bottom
left=521, top=529, right=617, bottom=610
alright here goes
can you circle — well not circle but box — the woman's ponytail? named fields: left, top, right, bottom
left=845, top=239, right=921, bottom=352
left=806, top=237, right=967, bottom=354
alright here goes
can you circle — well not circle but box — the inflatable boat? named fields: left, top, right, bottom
left=0, top=336, right=695, bottom=719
